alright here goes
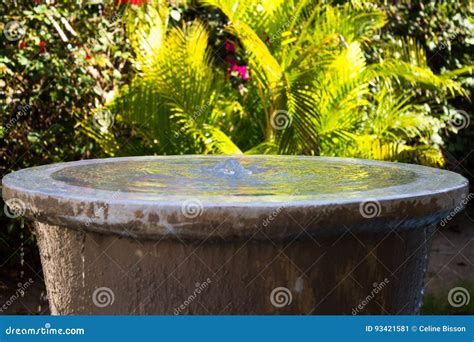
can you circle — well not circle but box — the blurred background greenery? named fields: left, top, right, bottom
left=0, top=0, right=472, bottom=314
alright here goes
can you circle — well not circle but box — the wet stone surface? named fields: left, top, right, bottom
left=1, top=155, right=469, bottom=239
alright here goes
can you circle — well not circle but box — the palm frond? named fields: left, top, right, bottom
left=111, top=20, right=238, bottom=154
left=373, top=38, right=467, bottom=97
left=106, top=0, right=470, bottom=166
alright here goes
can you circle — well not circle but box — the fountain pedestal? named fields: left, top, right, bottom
left=2, top=156, right=468, bottom=314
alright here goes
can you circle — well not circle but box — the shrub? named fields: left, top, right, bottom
left=0, top=1, right=130, bottom=268
left=377, top=0, right=473, bottom=175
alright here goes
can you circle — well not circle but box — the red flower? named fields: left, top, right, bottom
left=18, top=41, right=26, bottom=49
left=39, top=41, right=46, bottom=53
left=116, top=0, right=147, bottom=4
left=225, top=55, right=236, bottom=65
left=224, top=41, right=236, bottom=54
left=85, top=54, right=92, bottom=60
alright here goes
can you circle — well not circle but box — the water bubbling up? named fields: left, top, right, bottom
left=50, top=156, right=418, bottom=199
left=211, top=158, right=253, bottom=177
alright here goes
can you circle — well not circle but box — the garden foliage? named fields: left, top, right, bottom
left=105, top=0, right=472, bottom=166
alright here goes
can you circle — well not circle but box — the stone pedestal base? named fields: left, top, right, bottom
left=35, top=222, right=433, bottom=315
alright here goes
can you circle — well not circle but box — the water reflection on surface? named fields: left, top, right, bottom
left=51, top=156, right=417, bottom=197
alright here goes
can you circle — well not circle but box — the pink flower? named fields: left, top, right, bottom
left=224, top=41, right=236, bottom=54
left=237, top=66, right=249, bottom=81
left=229, top=64, right=249, bottom=81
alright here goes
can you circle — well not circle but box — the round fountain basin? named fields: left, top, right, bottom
left=2, top=155, right=469, bottom=314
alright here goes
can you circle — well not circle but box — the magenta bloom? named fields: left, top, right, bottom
left=229, top=64, right=249, bottom=81
left=224, top=41, right=236, bottom=54
left=237, top=66, right=249, bottom=81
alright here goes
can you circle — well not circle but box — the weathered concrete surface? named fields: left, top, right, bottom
left=36, top=222, right=434, bottom=315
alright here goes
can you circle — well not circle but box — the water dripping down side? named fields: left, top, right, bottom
left=79, top=230, right=87, bottom=300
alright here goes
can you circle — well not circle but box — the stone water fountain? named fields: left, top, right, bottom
left=2, top=155, right=468, bottom=314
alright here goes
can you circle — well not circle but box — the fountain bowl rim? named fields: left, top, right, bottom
left=2, top=155, right=469, bottom=239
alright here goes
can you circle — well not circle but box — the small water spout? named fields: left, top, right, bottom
left=212, top=158, right=252, bottom=177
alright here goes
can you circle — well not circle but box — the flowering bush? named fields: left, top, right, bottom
left=0, top=1, right=130, bottom=267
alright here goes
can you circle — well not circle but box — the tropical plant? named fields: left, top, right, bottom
left=104, top=0, right=472, bottom=166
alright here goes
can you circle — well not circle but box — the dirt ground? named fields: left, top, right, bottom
left=422, top=201, right=474, bottom=314
left=0, top=203, right=472, bottom=315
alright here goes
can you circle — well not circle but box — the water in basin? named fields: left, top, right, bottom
left=50, top=156, right=417, bottom=198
